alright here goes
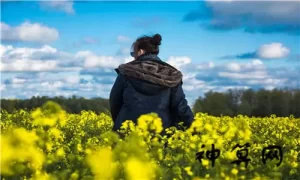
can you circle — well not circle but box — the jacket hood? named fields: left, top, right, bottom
left=116, top=54, right=183, bottom=88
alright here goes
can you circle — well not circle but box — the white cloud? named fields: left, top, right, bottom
left=1, top=59, right=58, bottom=72
left=196, top=62, right=215, bottom=70
left=124, top=56, right=133, bottom=63
left=11, top=83, right=25, bottom=89
left=192, top=58, right=296, bottom=94
left=0, top=44, right=13, bottom=57
left=166, top=56, right=191, bottom=70
left=222, top=43, right=291, bottom=60
left=76, top=51, right=130, bottom=69
left=219, top=71, right=268, bottom=80
left=257, top=43, right=290, bottom=59
left=264, top=85, right=275, bottom=91
left=218, top=60, right=268, bottom=80
left=117, top=35, right=131, bottom=43
left=84, top=56, right=119, bottom=69
left=40, top=0, right=75, bottom=14
left=251, top=59, right=264, bottom=66
left=12, top=78, right=27, bottom=84
left=224, top=60, right=265, bottom=74
left=2, top=95, right=17, bottom=99
left=75, top=51, right=94, bottom=58
left=0, top=84, right=6, bottom=91
left=64, top=76, right=80, bottom=84
left=216, top=85, right=250, bottom=91
left=1, top=22, right=59, bottom=43
left=247, top=78, right=288, bottom=86
left=55, top=91, right=74, bottom=97
left=237, top=59, right=264, bottom=71
left=4, top=45, right=57, bottom=61
left=182, top=73, right=206, bottom=91
left=0, top=44, right=133, bottom=73
left=41, top=81, right=64, bottom=90
left=0, top=45, right=81, bottom=72
left=0, top=43, right=297, bottom=104
left=226, top=62, right=241, bottom=72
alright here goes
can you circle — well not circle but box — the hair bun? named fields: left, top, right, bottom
left=152, top=34, right=162, bottom=46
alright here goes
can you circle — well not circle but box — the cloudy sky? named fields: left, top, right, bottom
left=1, top=0, right=299, bottom=106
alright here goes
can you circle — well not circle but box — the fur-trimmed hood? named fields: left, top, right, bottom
left=116, top=54, right=183, bottom=88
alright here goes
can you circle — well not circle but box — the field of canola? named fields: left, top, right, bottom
left=1, top=101, right=299, bottom=180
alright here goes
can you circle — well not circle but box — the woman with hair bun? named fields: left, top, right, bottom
left=110, top=33, right=194, bottom=132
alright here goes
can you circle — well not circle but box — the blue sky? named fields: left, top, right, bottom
left=1, top=0, right=299, bottom=106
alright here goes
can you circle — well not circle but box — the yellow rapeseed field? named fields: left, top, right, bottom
left=1, top=101, right=299, bottom=180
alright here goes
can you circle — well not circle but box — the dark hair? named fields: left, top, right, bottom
left=131, top=34, right=162, bottom=56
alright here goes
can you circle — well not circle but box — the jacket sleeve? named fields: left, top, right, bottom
left=109, top=74, right=126, bottom=122
left=170, top=81, right=194, bottom=128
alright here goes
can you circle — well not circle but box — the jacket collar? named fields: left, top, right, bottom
left=136, top=53, right=161, bottom=62
left=117, top=56, right=183, bottom=87
left=115, top=53, right=162, bottom=74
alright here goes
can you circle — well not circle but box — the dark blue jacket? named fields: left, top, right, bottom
left=109, top=53, right=194, bottom=131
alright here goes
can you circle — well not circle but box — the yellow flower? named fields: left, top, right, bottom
left=2, top=104, right=300, bottom=179
left=31, top=101, right=67, bottom=127
left=85, top=148, right=92, bottom=155
left=86, top=148, right=116, bottom=180
left=224, top=151, right=236, bottom=161
left=240, top=175, right=246, bottom=179
left=184, top=166, right=194, bottom=176
left=0, top=128, right=45, bottom=175
left=70, top=172, right=79, bottom=180
left=56, top=147, right=65, bottom=157
left=202, top=159, right=209, bottom=166
left=290, top=162, right=298, bottom=168
left=125, top=157, right=156, bottom=180
left=190, top=143, right=196, bottom=149
left=77, top=144, right=83, bottom=152
left=157, top=148, right=163, bottom=160
left=204, top=124, right=213, bottom=131
left=137, top=113, right=163, bottom=134
left=192, top=177, right=201, bottom=180
left=231, top=168, right=238, bottom=175
left=221, top=172, right=225, bottom=177
left=244, top=129, right=252, bottom=140
left=46, top=142, right=53, bottom=152
left=31, top=171, right=51, bottom=180
left=49, top=127, right=62, bottom=140
left=206, top=139, right=214, bottom=145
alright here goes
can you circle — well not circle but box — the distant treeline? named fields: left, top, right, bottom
left=193, top=89, right=300, bottom=118
left=0, top=95, right=110, bottom=114
left=1, top=89, right=300, bottom=118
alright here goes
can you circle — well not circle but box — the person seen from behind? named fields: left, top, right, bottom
left=109, top=33, right=194, bottom=132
